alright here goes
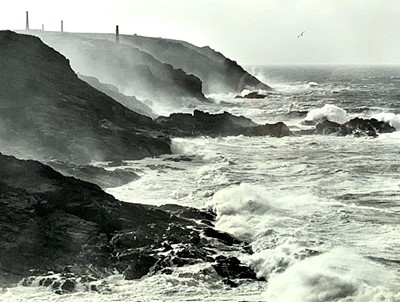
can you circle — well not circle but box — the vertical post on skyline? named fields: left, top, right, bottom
left=61, top=20, right=64, bottom=33
left=25, top=11, right=29, bottom=30
left=116, top=25, right=120, bottom=43
left=42, top=24, right=44, bottom=31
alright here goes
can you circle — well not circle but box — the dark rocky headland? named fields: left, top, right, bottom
left=0, top=153, right=262, bottom=292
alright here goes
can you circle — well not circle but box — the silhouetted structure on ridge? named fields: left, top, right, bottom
left=25, top=11, right=29, bottom=30
left=116, top=25, right=119, bottom=43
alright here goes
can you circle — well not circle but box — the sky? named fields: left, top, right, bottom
left=2, top=0, right=400, bottom=65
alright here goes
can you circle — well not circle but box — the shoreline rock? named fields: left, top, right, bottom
left=235, top=91, right=268, bottom=99
left=296, top=117, right=396, bottom=137
left=0, top=153, right=261, bottom=289
left=156, top=110, right=293, bottom=138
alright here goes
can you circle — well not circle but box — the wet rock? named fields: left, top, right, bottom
left=121, top=253, right=158, bottom=280
left=0, top=153, right=259, bottom=288
left=39, top=277, right=55, bottom=287
left=315, top=118, right=395, bottom=137
left=60, top=279, right=76, bottom=292
left=156, top=110, right=292, bottom=138
left=236, top=91, right=268, bottom=99
left=213, top=256, right=259, bottom=280
left=160, top=204, right=216, bottom=221
left=204, top=228, right=241, bottom=246
left=223, top=278, right=239, bottom=288
left=297, top=117, right=396, bottom=137
left=315, top=120, right=344, bottom=135
left=346, top=117, right=395, bottom=134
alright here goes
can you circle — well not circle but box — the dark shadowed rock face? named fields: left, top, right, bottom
left=21, top=31, right=208, bottom=107
left=0, top=31, right=171, bottom=163
left=314, top=118, right=395, bottom=137
left=156, top=110, right=292, bottom=138
left=0, top=154, right=260, bottom=288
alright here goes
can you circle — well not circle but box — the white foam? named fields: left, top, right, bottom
left=371, top=112, right=400, bottom=130
left=264, top=248, right=400, bottom=302
left=305, top=104, right=348, bottom=124
left=171, top=137, right=222, bottom=163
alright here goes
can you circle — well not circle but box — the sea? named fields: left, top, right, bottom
left=3, top=65, right=400, bottom=301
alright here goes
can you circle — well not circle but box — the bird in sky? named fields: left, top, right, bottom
left=297, top=31, right=305, bottom=38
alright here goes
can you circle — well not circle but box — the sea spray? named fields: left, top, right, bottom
left=263, top=248, right=400, bottom=302
left=305, top=104, right=348, bottom=124
left=371, top=112, right=400, bottom=130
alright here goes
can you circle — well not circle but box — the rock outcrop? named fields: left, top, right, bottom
left=156, top=110, right=292, bottom=138
left=315, top=118, right=396, bottom=137
left=0, top=31, right=170, bottom=163
left=236, top=91, right=268, bottom=99
left=0, top=153, right=261, bottom=289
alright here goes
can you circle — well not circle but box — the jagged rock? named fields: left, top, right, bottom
left=160, top=204, right=216, bottom=222
left=315, top=120, right=344, bottom=135
left=0, top=30, right=170, bottom=164
left=0, top=153, right=261, bottom=287
left=156, top=110, right=292, bottom=138
left=212, top=256, right=260, bottom=280
left=60, top=279, right=76, bottom=293
left=346, top=117, right=395, bottom=134
left=236, top=91, right=268, bottom=99
left=204, top=228, right=241, bottom=246
left=315, top=118, right=395, bottom=137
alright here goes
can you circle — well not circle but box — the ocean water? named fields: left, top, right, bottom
left=4, top=65, right=400, bottom=301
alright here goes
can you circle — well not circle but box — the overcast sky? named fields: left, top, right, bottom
left=2, top=0, right=400, bottom=65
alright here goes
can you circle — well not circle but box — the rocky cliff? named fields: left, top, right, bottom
left=0, top=31, right=170, bottom=163
left=82, top=33, right=271, bottom=94
left=20, top=31, right=208, bottom=111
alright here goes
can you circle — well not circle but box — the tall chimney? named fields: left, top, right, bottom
left=61, top=20, right=64, bottom=33
left=42, top=24, right=44, bottom=31
left=116, top=25, right=119, bottom=43
left=25, top=11, right=29, bottom=30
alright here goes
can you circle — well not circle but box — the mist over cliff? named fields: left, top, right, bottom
left=19, top=30, right=269, bottom=114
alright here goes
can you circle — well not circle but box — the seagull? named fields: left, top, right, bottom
left=297, top=31, right=305, bottom=38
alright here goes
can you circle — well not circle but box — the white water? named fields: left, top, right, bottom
left=5, top=66, right=400, bottom=301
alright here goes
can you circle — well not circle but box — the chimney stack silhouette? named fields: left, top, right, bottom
left=25, top=11, right=29, bottom=30
left=61, top=20, right=64, bottom=32
left=116, top=25, right=120, bottom=43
